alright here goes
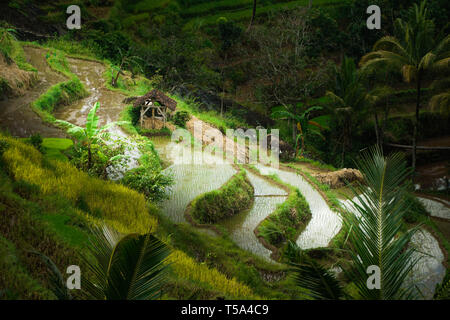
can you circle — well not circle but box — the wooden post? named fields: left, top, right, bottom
left=140, top=106, right=143, bottom=128
left=152, top=108, right=155, bottom=129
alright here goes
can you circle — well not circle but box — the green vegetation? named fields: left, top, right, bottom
left=190, top=170, right=253, bottom=224
left=257, top=189, right=311, bottom=247
left=31, top=48, right=88, bottom=123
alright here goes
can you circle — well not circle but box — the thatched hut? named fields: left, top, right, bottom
left=133, top=89, right=177, bottom=129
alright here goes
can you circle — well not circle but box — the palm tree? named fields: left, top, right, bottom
left=291, top=147, right=420, bottom=299
left=360, top=1, right=450, bottom=171
left=272, top=104, right=324, bottom=158
left=81, top=225, right=170, bottom=300
left=36, top=226, right=171, bottom=300
left=343, top=147, right=419, bottom=299
left=326, top=57, right=368, bottom=166
left=366, top=86, right=395, bottom=148
left=55, top=102, right=126, bottom=169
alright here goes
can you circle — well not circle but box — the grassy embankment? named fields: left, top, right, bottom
left=0, top=28, right=37, bottom=97
left=189, top=169, right=253, bottom=224
left=0, top=133, right=269, bottom=300
left=28, top=46, right=89, bottom=124
left=248, top=167, right=312, bottom=251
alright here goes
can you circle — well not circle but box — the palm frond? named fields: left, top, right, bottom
left=31, top=251, right=72, bottom=300
left=81, top=225, right=170, bottom=300
left=343, top=146, right=419, bottom=300
left=289, top=242, right=344, bottom=300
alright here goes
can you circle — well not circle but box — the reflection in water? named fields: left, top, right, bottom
left=415, top=160, right=449, bottom=192
left=223, top=196, right=286, bottom=261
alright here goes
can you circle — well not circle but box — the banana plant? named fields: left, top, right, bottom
left=271, top=104, right=325, bottom=158
left=55, top=102, right=128, bottom=169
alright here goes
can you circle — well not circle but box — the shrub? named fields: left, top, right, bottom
left=29, top=134, right=43, bottom=152
left=190, top=170, right=253, bottom=223
left=172, top=110, right=191, bottom=128
left=121, top=166, right=173, bottom=202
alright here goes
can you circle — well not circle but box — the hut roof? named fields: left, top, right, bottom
left=133, top=89, right=177, bottom=111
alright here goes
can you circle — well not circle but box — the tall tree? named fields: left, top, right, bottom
left=360, top=1, right=450, bottom=171
left=326, top=57, right=368, bottom=167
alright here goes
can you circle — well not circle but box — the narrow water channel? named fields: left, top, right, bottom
left=255, top=164, right=342, bottom=249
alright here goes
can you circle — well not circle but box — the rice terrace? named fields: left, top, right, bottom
left=0, top=0, right=449, bottom=309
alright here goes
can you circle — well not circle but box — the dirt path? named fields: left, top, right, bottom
left=0, top=46, right=66, bottom=138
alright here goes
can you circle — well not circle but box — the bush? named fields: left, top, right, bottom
left=191, top=170, right=253, bottom=223
left=403, top=193, right=429, bottom=224
left=121, top=166, right=173, bottom=202
left=29, top=134, right=43, bottom=152
left=172, top=110, right=191, bottom=128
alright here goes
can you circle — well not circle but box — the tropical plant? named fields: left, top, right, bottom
left=55, top=102, right=127, bottom=169
left=326, top=56, right=368, bottom=166
left=272, top=104, right=325, bottom=158
left=343, top=146, right=419, bottom=299
left=366, top=86, right=396, bottom=148
left=288, top=241, right=345, bottom=300
left=291, top=147, right=420, bottom=300
left=82, top=225, right=170, bottom=300
left=360, top=0, right=450, bottom=171
left=111, top=48, right=144, bottom=87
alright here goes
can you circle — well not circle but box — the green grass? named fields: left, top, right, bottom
left=174, top=95, right=248, bottom=132
left=183, top=0, right=345, bottom=29
left=42, top=138, right=73, bottom=161
left=257, top=188, right=311, bottom=247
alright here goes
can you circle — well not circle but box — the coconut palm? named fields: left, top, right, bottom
left=291, top=147, right=419, bottom=300
left=82, top=225, right=170, bottom=300
left=343, top=147, right=419, bottom=299
left=55, top=102, right=126, bottom=169
left=271, top=104, right=324, bottom=158
left=360, top=0, right=450, bottom=171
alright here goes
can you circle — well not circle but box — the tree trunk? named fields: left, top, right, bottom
left=412, top=76, right=421, bottom=172
left=248, top=0, right=257, bottom=31
left=112, top=60, right=125, bottom=87
left=374, top=111, right=380, bottom=148
left=309, top=0, right=313, bottom=8
left=88, top=145, right=92, bottom=170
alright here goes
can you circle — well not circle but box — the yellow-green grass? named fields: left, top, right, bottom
left=1, top=134, right=157, bottom=234
left=168, top=250, right=260, bottom=299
